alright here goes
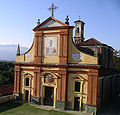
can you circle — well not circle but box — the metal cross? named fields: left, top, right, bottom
left=48, top=3, right=58, bottom=17
left=79, top=15, right=81, bottom=20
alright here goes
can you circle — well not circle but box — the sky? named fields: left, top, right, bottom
left=0, top=0, right=120, bottom=50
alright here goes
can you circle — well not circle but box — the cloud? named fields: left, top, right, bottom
left=0, top=41, right=16, bottom=46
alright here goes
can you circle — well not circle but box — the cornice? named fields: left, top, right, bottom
left=33, top=26, right=74, bottom=31
left=13, top=62, right=100, bottom=69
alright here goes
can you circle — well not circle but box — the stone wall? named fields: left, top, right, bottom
left=97, top=74, right=120, bottom=111
left=0, top=95, right=14, bottom=104
left=0, top=84, right=13, bottom=96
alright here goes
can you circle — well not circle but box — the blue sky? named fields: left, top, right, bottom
left=0, top=0, right=120, bottom=50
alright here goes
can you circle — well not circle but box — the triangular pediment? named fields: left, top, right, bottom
left=41, top=20, right=63, bottom=28
left=33, top=17, right=68, bottom=31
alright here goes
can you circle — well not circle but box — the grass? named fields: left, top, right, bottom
left=0, top=101, right=71, bottom=115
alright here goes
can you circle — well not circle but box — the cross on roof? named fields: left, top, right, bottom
left=79, top=15, right=81, bottom=20
left=48, top=3, right=58, bottom=17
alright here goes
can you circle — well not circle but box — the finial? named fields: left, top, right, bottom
left=37, top=19, right=40, bottom=25
left=48, top=3, right=58, bottom=17
left=65, top=15, right=69, bottom=25
left=17, top=44, right=20, bottom=56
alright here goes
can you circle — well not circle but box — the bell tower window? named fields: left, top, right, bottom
left=77, top=27, right=79, bottom=33
left=74, top=19, right=85, bottom=44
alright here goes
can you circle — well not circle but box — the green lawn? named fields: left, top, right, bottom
left=0, top=101, right=71, bottom=115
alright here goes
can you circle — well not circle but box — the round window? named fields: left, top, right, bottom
left=45, top=74, right=53, bottom=83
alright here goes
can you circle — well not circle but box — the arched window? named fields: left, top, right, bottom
left=76, top=27, right=79, bottom=33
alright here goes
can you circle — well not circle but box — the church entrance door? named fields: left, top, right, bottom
left=74, top=97, right=80, bottom=111
left=44, top=86, right=54, bottom=106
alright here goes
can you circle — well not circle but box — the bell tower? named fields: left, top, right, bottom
left=74, top=18, right=85, bottom=44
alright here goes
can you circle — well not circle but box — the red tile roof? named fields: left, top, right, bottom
left=74, top=44, right=94, bottom=56
left=80, top=38, right=103, bottom=46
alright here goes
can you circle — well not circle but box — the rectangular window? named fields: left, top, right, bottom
left=75, top=81, right=80, bottom=92
left=26, top=78, right=29, bottom=86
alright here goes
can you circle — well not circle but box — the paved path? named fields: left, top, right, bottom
left=98, top=93, right=120, bottom=115
left=30, top=103, right=91, bottom=115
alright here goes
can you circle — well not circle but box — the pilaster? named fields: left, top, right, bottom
left=34, top=32, right=43, bottom=63
left=62, top=73, right=67, bottom=101
left=14, top=70, right=17, bottom=93
left=33, top=72, right=37, bottom=97
left=59, top=29, right=68, bottom=64
left=57, top=74, right=62, bottom=101
left=17, top=71, right=21, bottom=93
left=33, top=67, right=41, bottom=98
left=87, top=69, right=98, bottom=106
left=14, top=65, right=21, bottom=94
left=37, top=71, right=41, bottom=97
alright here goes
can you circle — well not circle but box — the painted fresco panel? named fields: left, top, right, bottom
left=44, top=36, right=57, bottom=55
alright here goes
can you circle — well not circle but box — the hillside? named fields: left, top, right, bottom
left=0, top=45, right=28, bottom=61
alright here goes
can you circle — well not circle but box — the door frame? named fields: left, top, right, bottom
left=41, top=85, right=57, bottom=108
left=44, top=86, right=54, bottom=106
left=40, top=72, right=58, bottom=108
left=24, top=89, right=31, bottom=102
left=72, top=96, right=82, bottom=111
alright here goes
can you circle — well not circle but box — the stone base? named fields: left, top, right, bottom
left=56, top=100, right=66, bottom=110
left=85, top=104, right=97, bottom=115
left=81, top=103, right=86, bottom=111
left=13, top=93, right=20, bottom=100
left=31, top=96, right=41, bottom=104
left=19, top=93, right=24, bottom=101
left=65, top=101, right=72, bottom=110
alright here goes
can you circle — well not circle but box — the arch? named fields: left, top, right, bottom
left=41, top=72, right=59, bottom=79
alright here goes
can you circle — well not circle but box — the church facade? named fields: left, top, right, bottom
left=13, top=16, right=113, bottom=113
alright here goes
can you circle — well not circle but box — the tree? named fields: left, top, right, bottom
left=113, top=50, right=120, bottom=72
left=0, top=61, right=14, bottom=85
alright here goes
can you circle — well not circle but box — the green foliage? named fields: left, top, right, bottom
left=113, top=50, right=120, bottom=72
left=0, top=61, right=14, bottom=85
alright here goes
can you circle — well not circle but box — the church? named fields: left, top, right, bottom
left=13, top=4, right=114, bottom=114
